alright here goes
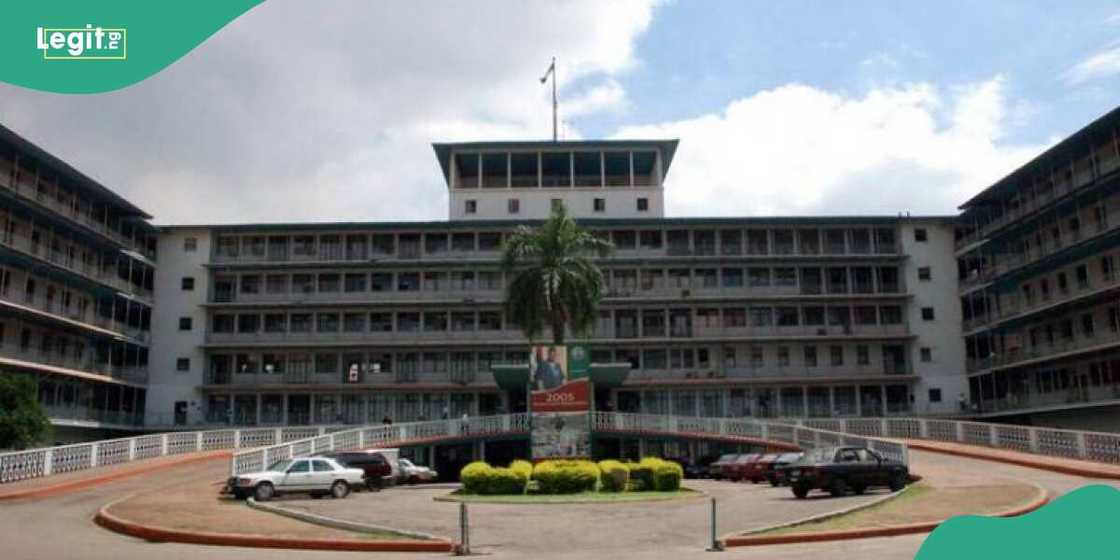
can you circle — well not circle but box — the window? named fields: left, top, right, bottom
left=178, top=317, right=192, bottom=331
left=465, top=199, right=477, bottom=214
left=176, top=358, right=191, bottom=371
left=918, top=267, right=931, bottom=281
left=857, top=345, right=870, bottom=365
left=183, top=237, right=197, bottom=252
left=928, top=388, right=942, bottom=403
left=830, top=345, right=844, bottom=366
left=593, top=198, right=606, bottom=212
left=803, top=346, right=818, bottom=367
left=920, top=347, right=932, bottom=362
left=181, top=277, right=195, bottom=291
left=508, top=198, right=520, bottom=214
left=914, top=228, right=928, bottom=242
left=637, top=198, right=649, bottom=212
left=921, top=307, right=935, bottom=321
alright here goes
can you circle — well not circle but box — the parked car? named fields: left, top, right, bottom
left=319, top=451, right=395, bottom=490
left=764, top=452, right=803, bottom=486
left=783, top=447, right=908, bottom=499
left=224, top=457, right=365, bottom=501
left=398, top=458, right=439, bottom=484
left=684, top=454, right=720, bottom=479
left=708, top=453, right=740, bottom=480
left=741, top=453, right=780, bottom=483
left=725, top=453, right=762, bottom=482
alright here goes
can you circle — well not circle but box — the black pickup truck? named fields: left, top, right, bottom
left=782, top=446, right=908, bottom=499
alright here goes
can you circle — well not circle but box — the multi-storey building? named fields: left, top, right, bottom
left=146, top=140, right=965, bottom=429
left=956, top=106, right=1120, bottom=431
left=0, top=124, right=157, bottom=440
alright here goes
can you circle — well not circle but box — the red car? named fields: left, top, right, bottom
left=725, top=453, right=761, bottom=481
left=747, top=453, right=782, bottom=484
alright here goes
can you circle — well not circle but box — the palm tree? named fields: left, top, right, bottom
left=501, top=205, right=613, bottom=345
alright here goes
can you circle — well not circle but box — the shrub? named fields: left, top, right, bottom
left=460, top=461, right=528, bottom=495
left=598, top=460, right=629, bottom=492
left=652, top=460, right=683, bottom=491
left=626, top=459, right=655, bottom=491
left=509, top=459, right=533, bottom=485
left=532, top=460, right=600, bottom=494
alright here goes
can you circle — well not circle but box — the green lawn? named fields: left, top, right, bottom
left=435, top=488, right=703, bottom=504
left=759, top=483, right=932, bottom=536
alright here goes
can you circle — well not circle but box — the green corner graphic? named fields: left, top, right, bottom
left=917, top=484, right=1118, bottom=559
left=1, top=1, right=263, bottom=93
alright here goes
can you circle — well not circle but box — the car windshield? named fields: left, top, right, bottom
left=400, top=459, right=414, bottom=468
left=267, top=460, right=293, bottom=472
left=716, top=454, right=737, bottom=462
left=798, top=448, right=838, bottom=463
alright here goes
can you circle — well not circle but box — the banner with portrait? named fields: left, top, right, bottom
left=529, top=344, right=591, bottom=459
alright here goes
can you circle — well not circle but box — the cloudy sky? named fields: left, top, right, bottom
left=2, top=0, right=1120, bottom=224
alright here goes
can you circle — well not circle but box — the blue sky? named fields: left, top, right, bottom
left=2, top=1, right=1120, bottom=223
left=583, top=1, right=1120, bottom=144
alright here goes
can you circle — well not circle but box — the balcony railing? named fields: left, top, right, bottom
left=0, top=344, right=148, bottom=384
left=0, top=231, right=152, bottom=300
left=216, top=287, right=501, bottom=305
left=976, top=383, right=1120, bottom=415
left=967, top=333, right=1120, bottom=373
left=0, top=292, right=149, bottom=343
left=0, top=171, right=154, bottom=258
left=204, top=329, right=526, bottom=345
left=965, top=271, right=1120, bottom=333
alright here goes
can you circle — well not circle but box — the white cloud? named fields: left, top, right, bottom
left=614, top=76, right=1047, bottom=217
left=1062, top=43, right=1120, bottom=85
left=0, top=0, right=660, bottom=224
left=1107, top=12, right=1120, bottom=25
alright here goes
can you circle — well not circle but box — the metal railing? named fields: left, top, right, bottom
left=0, top=423, right=368, bottom=484
left=230, top=413, right=531, bottom=476
left=591, top=412, right=909, bottom=465
left=790, top=416, right=1120, bottom=464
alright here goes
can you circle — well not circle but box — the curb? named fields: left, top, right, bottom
left=94, top=499, right=454, bottom=553
left=723, top=475, right=924, bottom=541
left=0, top=451, right=231, bottom=502
left=904, top=440, right=1120, bottom=480
left=246, top=497, right=443, bottom=541
left=721, top=481, right=1049, bottom=547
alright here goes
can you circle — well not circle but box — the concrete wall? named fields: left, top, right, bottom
left=900, top=219, right=968, bottom=415
left=145, top=228, right=211, bottom=427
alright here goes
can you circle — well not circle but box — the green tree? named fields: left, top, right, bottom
left=501, top=205, right=613, bottom=345
left=0, top=374, right=51, bottom=450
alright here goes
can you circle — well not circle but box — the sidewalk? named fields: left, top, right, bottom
left=0, top=450, right=231, bottom=501
left=903, top=439, right=1120, bottom=479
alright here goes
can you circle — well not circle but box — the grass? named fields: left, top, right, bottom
left=757, top=481, right=1041, bottom=536
left=435, top=487, right=703, bottom=504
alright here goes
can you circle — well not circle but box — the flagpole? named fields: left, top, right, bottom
left=550, top=57, right=558, bottom=142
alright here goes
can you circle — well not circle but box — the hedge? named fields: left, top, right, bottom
left=627, top=458, right=683, bottom=491
left=597, top=460, right=629, bottom=492
left=460, top=461, right=528, bottom=495
left=531, top=460, right=600, bottom=494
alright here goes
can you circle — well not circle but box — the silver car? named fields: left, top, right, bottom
left=225, top=457, right=365, bottom=501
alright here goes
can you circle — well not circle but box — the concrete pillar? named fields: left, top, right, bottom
left=829, top=386, right=836, bottom=417
left=801, top=386, right=808, bottom=418
left=880, top=385, right=886, bottom=416
left=282, top=393, right=289, bottom=425
left=856, top=386, right=863, bottom=417
left=478, top=440, right=486, bottom=462
left=255, top=394, right=262, bottom=425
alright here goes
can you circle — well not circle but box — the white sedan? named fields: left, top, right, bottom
left=225, top=457, right=365, bottom=501
left=398, top=458, right=439, bottom=483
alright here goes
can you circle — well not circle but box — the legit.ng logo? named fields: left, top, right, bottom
left=36, top=25, right=126, bottom=60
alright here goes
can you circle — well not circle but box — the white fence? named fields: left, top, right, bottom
left=791, top=417, right=1120, bottom=464
left=231, top=414, right=531, bottom=476
left=1, top=424, right=383, bottom=485
left=591, top=412, right=910, bottom=465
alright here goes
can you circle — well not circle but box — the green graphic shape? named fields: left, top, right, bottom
left=568, top=345, right=590, bottom=379
left=916, top=484, right=1117, bottom=559
left=1, top=1, right=263, bottom=93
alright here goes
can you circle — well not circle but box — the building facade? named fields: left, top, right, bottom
left=145, top=140, right=966, bottom=429
left=0, top=125, right=157, bottom=441
left=956, top=107, right=1120, bottom=431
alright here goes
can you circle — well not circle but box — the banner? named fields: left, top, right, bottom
left=529, top=345, right=591, bottom=459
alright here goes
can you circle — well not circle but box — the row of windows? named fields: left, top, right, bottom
left=464, top=197, right=649, bottom=215
left=203, top=342, right=924, bottom=378
left=208, top=225, right=905, bottom=261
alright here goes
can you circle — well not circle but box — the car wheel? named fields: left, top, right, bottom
left=829, top=478, right=848, bottom=498
left=331, top=480, right=351, bottom=499
left=365, top=479, right=381, bottom=492
left=791, top=485, right=809, bottom=499
left=253, top=482, right=275, bottom=502
left=851, top=484, right=867, bottom=495
left=889, top=474, right=907, bottom=492
left=769, top=479, right=780, bottom=488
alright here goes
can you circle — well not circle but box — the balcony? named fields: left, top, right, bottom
left=205, top=369, right=491, bottom=387
left=212, top=246, right=501, bottom=265
left=0, top=231, right=152, bottom=300
left=203, top=328, right=526, bottom=346
left=977, top=383, right=1120, bottom=415
left=691, top=324, right=910, bottom=340
left=43, top=405, right=145, bottom=427
left=968, top=332, right=1120, bottom=374
left=0, top=171, right=152, bottom=257
left=0, top=292, right=149, bottom=343
left=0, top=344, right=148, bottom=384
left=214, top=287, right=501, bottom=305
left=966, top=271, right=1120, bottom=334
